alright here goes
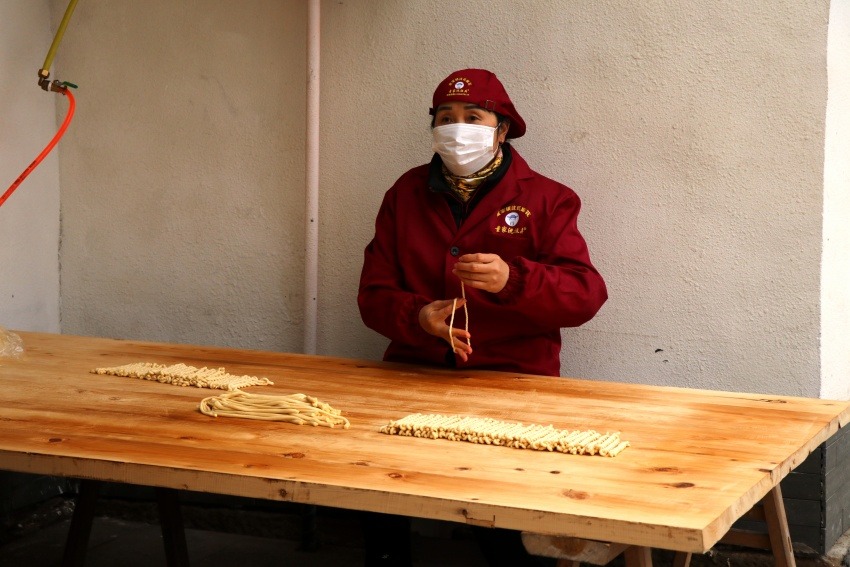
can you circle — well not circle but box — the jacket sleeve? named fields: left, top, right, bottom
left=493, top=189, right=607, bottom=330
left=357, top=187, right=434, bottom=345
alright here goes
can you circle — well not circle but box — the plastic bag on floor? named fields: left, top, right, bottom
left=0, top=326, right=24, bottom=358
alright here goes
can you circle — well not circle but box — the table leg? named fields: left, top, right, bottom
left=763, top=485, right=796, bottom=567
left=155, top=487, right=190, bottom=567
left=672, top=551, right=691, bottom=567
left=623, top=545, right=653, bottom=567
left=301, top=504, right=319, bottom=551
left=61, top=479, right=102, bottom=567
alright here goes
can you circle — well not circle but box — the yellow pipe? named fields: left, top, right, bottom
left=40, top=0, right=80, bottom=75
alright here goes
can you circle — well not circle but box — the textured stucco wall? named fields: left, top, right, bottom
left=319, top=0, right=830, bottom=396
left=0, top=0, right=61, bottom=333
left=50, top=1, right=837, bottom=397
left=54, top=1, right=307, bottom=350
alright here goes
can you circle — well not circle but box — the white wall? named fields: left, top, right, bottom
left=822, top=0, right=850, bottom=401
left=22, top=0, right=845, bottom=398
left=0, top=0, right=61, bottom=334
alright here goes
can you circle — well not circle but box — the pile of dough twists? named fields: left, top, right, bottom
left=381, top=414, right=629, bottom=457
left=199, top=391, right=350, bottom=428
left=92, top=362, right=273, bottom=391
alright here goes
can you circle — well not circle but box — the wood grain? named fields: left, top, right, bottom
left=0, top=332, right=847, bottom=553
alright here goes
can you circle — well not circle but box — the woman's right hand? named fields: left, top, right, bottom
left=418, top=299, right=472, bottom=362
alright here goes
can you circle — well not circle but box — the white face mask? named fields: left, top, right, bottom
left=432, top=123, right=498, bottom=177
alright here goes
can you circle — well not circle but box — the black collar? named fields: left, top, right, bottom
left=428, top=144, right=514, bottom=227
left=428, top=143, right=513, bottom=195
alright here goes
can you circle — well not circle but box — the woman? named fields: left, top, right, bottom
left=357, top=69, right=606, bottom=567
left=357, top=70, right=607, bottom=566
left=358, top=68, right=607, bottom=378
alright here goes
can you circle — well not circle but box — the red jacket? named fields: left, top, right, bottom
left=358, top=148, right=607, bottom=376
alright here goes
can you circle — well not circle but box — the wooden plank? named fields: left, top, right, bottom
left=741, top=505, right=766, bottom=522
left=763, top=486, right=796, bottom=567
left=720, top=528, right=771, bottom=550
left=1, top=332, right=848, bottom=555
left=623, top=546, right=653, bottom=566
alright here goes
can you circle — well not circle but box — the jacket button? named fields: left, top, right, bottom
left=450, top=246, right=460, bottom=257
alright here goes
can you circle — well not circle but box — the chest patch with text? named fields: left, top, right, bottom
left=494, top=204, right=532, bottom=235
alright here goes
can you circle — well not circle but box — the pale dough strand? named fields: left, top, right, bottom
left=199, top=390, right=350, bottom=429
left=380, top=414, right=629, bottom=457
left=447, top=282, right=471, bottom=354
left=462, top=282, right=470, bottom=348
left=92, top=362, right=273, bottom=391
left=448, top=298, right=458, bottom=352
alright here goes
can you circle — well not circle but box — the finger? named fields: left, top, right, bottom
left=450, top=327, right=471, bottom=342
left=454, top=267, right=490, bottom=279
left=428, top=299, right=462, bottom=321
left=450, top=335, right=472, bottom=360
left=429, top=299, right=456, bottom=311
left=457, top=253, right=492, bottom=263
left=454, top=261, right=499, bottom=277
left=453, top=271, right=491, bottom=286
left=456, top=278, right=484, bottom=290
left=454, top=260, right=485, bottom=273
left=439, top=297, right=466, bottom=318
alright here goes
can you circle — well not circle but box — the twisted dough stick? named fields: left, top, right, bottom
left=380, top=414, right=630, bottom=457
left=92, top=362, right=272, bottom=391
left=199, top=390, right=350, bottom=428
left=447, top=282, right=470, bottom=353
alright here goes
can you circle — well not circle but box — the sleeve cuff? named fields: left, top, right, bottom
left=495, top=259, right=525, bottom=305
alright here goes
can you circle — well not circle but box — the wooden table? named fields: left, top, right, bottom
left=1, top=332, right=848, bottom=566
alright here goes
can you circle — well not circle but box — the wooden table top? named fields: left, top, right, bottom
left=0, top=332, right=847, bottom=553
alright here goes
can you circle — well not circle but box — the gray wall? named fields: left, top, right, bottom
left=0, top=0, right=61, bottom=333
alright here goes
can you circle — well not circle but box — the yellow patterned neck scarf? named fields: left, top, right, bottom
left=443, top=151, right=504, bottom=203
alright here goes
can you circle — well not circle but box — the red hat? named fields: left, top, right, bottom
left=430, top=69, right=526, bottom=139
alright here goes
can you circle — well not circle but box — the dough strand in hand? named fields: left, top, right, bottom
left=448, top=282, right=471, bottom=353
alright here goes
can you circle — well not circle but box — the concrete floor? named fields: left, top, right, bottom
left=1, top=496, right=848, bottom=567
left=0, top=496, right=490, bottom=567
left=0, top=515, right=365, bottom=567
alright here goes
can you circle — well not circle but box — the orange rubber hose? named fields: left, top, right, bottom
left=1, top=88, right=76, bottom=209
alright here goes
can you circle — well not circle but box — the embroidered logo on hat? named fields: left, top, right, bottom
left=447, top=77, right=472, bottom=97
left=430, top=69, right=527, bottom=139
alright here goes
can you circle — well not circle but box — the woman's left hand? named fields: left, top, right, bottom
left=453, top=253, right=510, bottom=293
